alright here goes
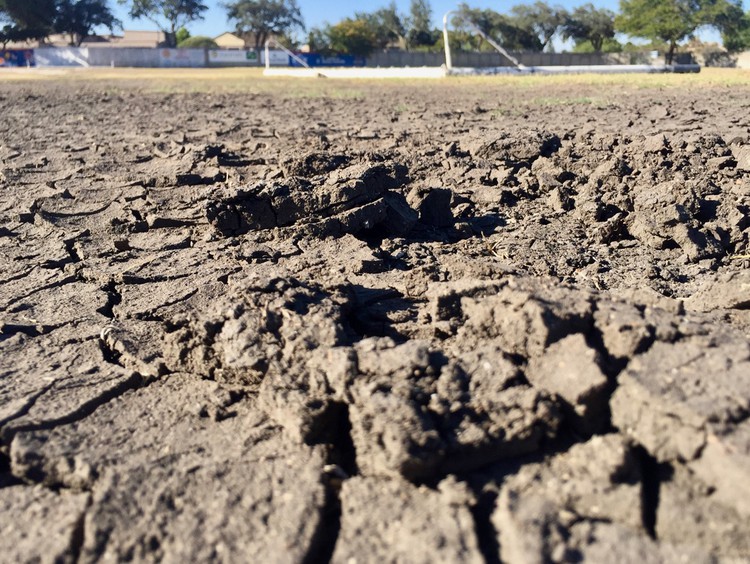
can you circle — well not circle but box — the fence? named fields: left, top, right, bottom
left=19, top=46, right=706, bottom=69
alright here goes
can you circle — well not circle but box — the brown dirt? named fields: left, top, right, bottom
left=1, top=74, right=750, bottom=562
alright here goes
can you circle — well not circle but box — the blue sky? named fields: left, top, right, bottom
left=111, top=0, right=749, bottom=43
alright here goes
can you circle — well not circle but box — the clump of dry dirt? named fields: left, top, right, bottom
left=1, top=78, right=750, bottom=562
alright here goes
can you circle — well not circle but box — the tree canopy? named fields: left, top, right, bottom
left=119, top=0, right=207, bottom=47
left=453, top=4, right=543, bottom=52
left=319, top=17, right=377, bottom=57
left=1, top=0, right=56, bottom=42
left=722, top=11, right=750, bottom=52
left=563, top=3, right=616, bottom=52
left=616, top=0, right=744, bottom=63
left=1, top=0, right=118, bottom=45
left=354, top=3, right=406, bottom=50
left=224, top=0, right=303, bottom=51
left=54, top=0, right=120, bottom=45
left=510, top=1, right=567, bottom=51
left=177, top=34, right=215, bottom=47
left=408, top=0, right=435, bottom=48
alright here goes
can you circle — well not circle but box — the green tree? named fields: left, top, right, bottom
left=408, top=0, right=435, bottom=48
left=54, top=0, right=120, bottom=45
left=306, top=25, right=330, bottom=53
left=562, top=3, right=615, bottom=52
left=175, top=24, right=189, bottom=42
left=720, top=9, right=750, bottom=51
left=119, top=0, right=207, bottom=47
left=616, top=0, right=744, bottom=64
left=510, top=1, right=567, bottom=51
left=571, top=37, right=622, bottom=53
left=454, top=4, right=542, bottom=51
left=1, top=0, right=56, bottom=42
left=327, top=17, right=376, bottom=56
left=224, top=0, right=303, bottom=51
left=355, top=2, right=406, bottom=49
left=177, top=34, right=215, bottom=47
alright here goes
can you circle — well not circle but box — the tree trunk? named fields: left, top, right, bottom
left=667, top=41, right=676, bottom=65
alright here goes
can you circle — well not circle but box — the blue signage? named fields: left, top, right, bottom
left=0, top=49, right=35, bottom=67
left=291, top=53, right=366, bottom=68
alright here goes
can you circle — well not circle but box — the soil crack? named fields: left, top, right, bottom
left=303, top=402, right=357, bottom=564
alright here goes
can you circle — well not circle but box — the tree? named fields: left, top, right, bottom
left=54, top=0, right=120, bottom=46
left=571, top=37, right=622, bottom=53
left=175, top=24, right=189, bottom=43
left=224, top=0, right=303, bottom=51
left=562, top=3, right=615, bottom=52
left=408, top=0, right=435, bottom=48
left=355, top=3, right=406, bottom=50
left=327, top=17, right=376, bottom=57
left=119, top=0, right=207, bottom=47
left=1, top=0, right=56, bottom=42
left=510, top=1, right=567, bottom=51
left=454, top=4, right=542, bottom=51
left=306, top=25, right=330, bottom=53
left=719, top=9, right=750, bottom=51
left=616, top=0, right=744, bottom=64
left=178, top=34, right=215, bottom=47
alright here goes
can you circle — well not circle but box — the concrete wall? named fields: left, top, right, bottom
left=365, top=50, right=661, bottom=68
left=34, top=47, right=90, bottom=67
left=737, top=51, right=750, bottom=69
left=32, top=46, right=698, bottom=69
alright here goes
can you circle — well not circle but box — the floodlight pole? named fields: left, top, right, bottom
left=443, top=11, right=455, bottom=71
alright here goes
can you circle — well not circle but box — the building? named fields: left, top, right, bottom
left=212, top=31, right=284, bottom=50
left=213, top=32, right=246, bottom=50
left=5, top=30, right=167, bottom=50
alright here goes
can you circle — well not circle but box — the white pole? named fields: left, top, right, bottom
left=443, top=11, right=454, bottom=71
left=265, top=39, right=270, bottom=69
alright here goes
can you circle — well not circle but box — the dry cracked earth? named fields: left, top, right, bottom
left=1, top=76, right=750, bottom=563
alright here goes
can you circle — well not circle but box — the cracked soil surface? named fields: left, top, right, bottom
left=1, top=72, right=750, bottom=562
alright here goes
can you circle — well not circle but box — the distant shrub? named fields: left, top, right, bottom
left=178, top=36, right=218, bottom=49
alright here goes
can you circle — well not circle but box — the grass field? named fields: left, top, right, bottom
left=2, top=66, right=750, bottom=99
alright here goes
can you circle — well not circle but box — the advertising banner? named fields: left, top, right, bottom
left=0, top=49, right=35, bottom=67
left=208, top=49, right=259, bottom=65
left=158, top=48, right=205, bottom=67
left=260, top=50, right=290, bottom=66
left=291, top=53, right=366, bottom=68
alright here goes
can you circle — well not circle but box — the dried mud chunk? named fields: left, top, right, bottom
left=628, top=180, right=724, bottom=261
left=164, top=280, right=348, bottom=388
left=492, top=435, right=707, bottom=564
left=657, top=462, right=750, bottom=558
left=730, top=143, right=750, bottom=171
left=206, top=162, right=409, bottom=237
left=525, top=333, right=609, bottom=434
left=407, top=187, right=454, bottom=227
left=457, top=280, right=593, bottom=358
left=690, top=419, right=750, bottom=518
left=0, top=486, right=89, bottom=564
left=333, top=476, right=483, bottom=564
left=611, top=339, right=750, bottom=468
left=347, top=340, right=445, bottom=480
left=281, top=151, right=351, bottom=177
left=641, top=133, right=671, bottom=155
left=683, top=270, right=750, bottom=312
left=9, top=375, right=328, bottom=563
left=99, top=320, right=166, bottom=377
left=593, top=300, right=653, bottom=359
left=346, top=340, right=560, bottom=480
left=82, top=445, right=326, bottom=563
left=471, top=130, right=561, bottom=164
